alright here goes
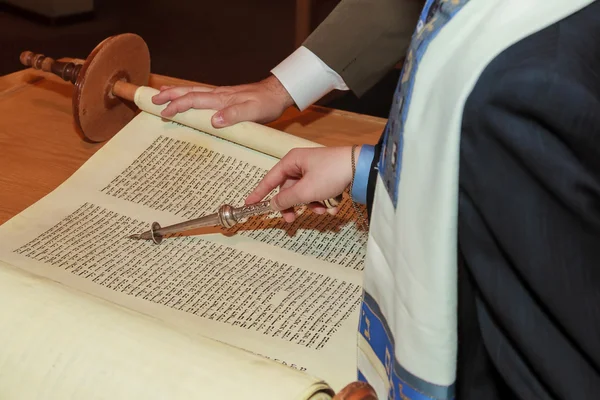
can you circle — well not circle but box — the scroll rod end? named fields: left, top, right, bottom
left=18, top=50, right=81, bottom=84
left=19, top=51, right=34, bottom=67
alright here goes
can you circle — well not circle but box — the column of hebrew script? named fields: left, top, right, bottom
left=8, top=201, right=361, bottom=389
left=100, top=135, right=368, bottom=269
left=0, top=112, right=366, bottom=391
left=14, top=203, right=361, bottom=352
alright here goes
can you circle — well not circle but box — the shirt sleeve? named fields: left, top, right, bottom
left=270, top=46, right=349, bottom=111
left=351, top=145, right=375, bottom=204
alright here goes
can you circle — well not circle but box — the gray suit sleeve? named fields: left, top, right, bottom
left=303, top=0, right=423, bottom=97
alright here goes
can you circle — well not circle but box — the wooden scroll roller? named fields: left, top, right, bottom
left=333, top=381, right=378, bottom=400
left=20, top=34, right=150, bottom=142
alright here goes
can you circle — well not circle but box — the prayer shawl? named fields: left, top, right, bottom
left=357, top=0, right=596, bottom=398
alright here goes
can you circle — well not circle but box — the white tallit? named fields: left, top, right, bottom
left=357, top=1, right=596, bottom=399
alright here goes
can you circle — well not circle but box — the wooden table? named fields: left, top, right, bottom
left=0, top=67, right=386, bottom=225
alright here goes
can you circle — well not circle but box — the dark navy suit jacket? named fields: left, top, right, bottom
left=364, top=2, right=600, bottom=398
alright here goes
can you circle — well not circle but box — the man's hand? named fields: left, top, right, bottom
left=246, top=146, right=356, bottom=223
left=151, top=75, right=295, bottom=128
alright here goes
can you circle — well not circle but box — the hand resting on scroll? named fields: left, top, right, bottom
left=151, top=75, right=294, bottom=128
left=245, top=146, right=359, bottom=223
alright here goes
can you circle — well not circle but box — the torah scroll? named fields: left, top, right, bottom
left=0, top=99, right=367, bottom=399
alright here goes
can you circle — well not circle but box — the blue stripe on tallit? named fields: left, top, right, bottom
left=358, top=1, right=470, bottom=398
left=358, top=369, right=368, bottom=382
left=358, top=291, right=455, bottom=400
left=378, top=0, right=470, bottom=208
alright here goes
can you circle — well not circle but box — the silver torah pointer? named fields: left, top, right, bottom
left=127, top=194, right=343, bottom=245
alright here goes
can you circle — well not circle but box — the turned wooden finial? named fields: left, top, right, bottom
left=20, top=51, right=83, bottom=84
left=19, top=34, right=150, bottom=142
left=333, top=381, right=378, bottom=400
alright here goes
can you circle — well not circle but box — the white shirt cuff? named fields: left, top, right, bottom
left=271, top=46, right=349, bottom=111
